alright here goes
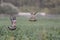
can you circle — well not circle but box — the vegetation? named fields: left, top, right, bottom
left=0, top=0, right=60, bottom=14
left=0, top=0, right=60, bottom=40
left=0, top=16, right=60, bottom=40
left=0, top=3, right=19, bottom=15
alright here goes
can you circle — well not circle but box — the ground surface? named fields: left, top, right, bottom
left=0, top=15, right=60, bottom=40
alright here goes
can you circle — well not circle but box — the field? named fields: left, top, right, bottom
left=0, top=15, right=60, bottom=40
